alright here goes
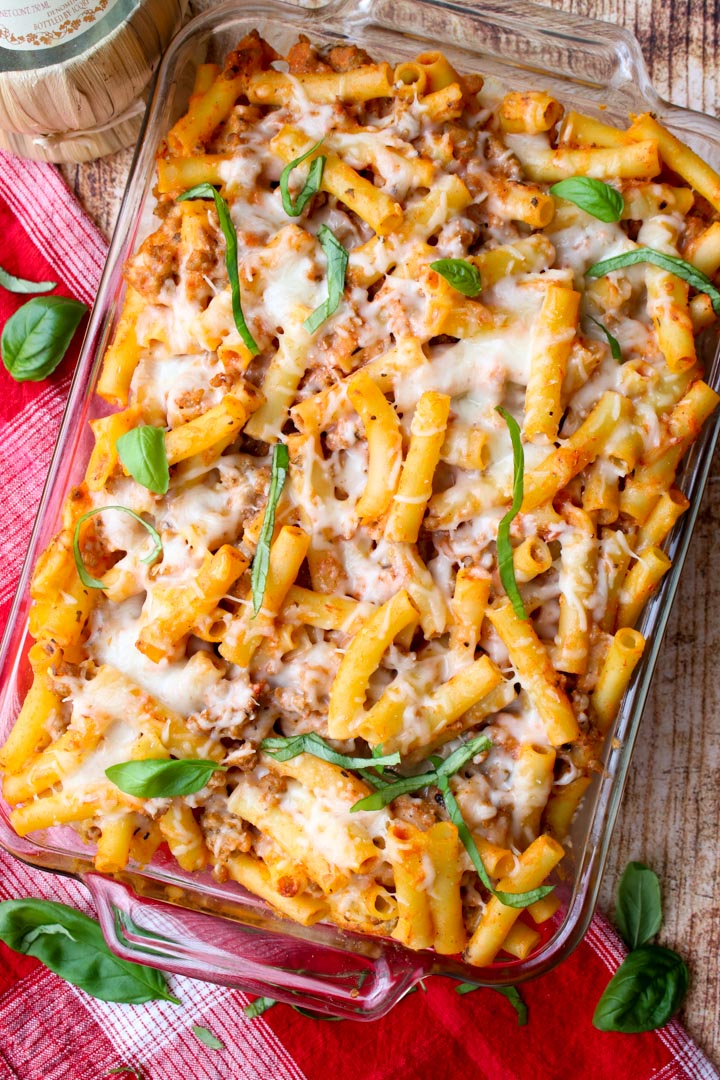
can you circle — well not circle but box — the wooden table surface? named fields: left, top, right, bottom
left=59, top=0, right=720, bottom=1065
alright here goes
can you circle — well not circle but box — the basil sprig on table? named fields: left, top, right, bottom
left=304, top=225, right=349, bottom=334
left=105, top=758, right=226, bottom=798
left=2, top=296, right=86, bottom=382
left=615, top=861, right=663, bottom=950
left=251, top=443, right=290, bottom=614
left=587, top=247, right=720, bottom=316
left=495, top=406, right=527, bottom=620
left=588, top=315, right=622, bottom=363
left=594, top=945, right=689, bottom=1033
left=280, top=140, right=326, bottom=217
left=178, top=183, right=258, bottom=355
left=72, top=505, right=163, bottom=589
left=593, top=862, right=689, bottom=1032
left=116, top=425, right=170, bottom=495
left=430, top=258, right=482, bottom=297
left=0, top=899, right=178, bottom=1004
left=192, top=1024, right=225, bottom=1050
left=261, top=732, right=401, bottom=770
left=549, top=177, right=624, bottom=223
left=456, top=982, right=528, bottom=1026
left=0, top=264, right=56, bottom=294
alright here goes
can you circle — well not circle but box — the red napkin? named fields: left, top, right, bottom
left=0, top=148, right=716, bottom=1080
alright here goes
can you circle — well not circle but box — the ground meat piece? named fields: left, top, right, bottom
left=172, top=388, right=206, bottom=421
left=224, top=30, right=280, bottom=80
left=391, top=794, right=441, bottom=832
left=325, top=44, right=374, bottom=72
left=124, top=204, right=182, bottom=299
left=288, top=35, right=331, bottom=74
left=201, top=794, right=253, bottom=862
left=211, top=105, right=264, bottom=152
left=257, top=771, right=288, bottom=807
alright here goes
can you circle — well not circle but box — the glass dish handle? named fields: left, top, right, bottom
left=85, top=873, right=425, bottom=1019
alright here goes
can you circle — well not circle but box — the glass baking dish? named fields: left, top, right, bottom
left=2, top=0, right=720, bottom=1020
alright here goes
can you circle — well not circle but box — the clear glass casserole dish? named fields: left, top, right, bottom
left=1, top=0, right=720, bottom=1019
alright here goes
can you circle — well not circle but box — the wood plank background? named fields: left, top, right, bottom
left=59, top=0, right=720, bottom=1064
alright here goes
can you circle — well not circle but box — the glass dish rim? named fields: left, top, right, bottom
left=1, top=0, right=720, bottom=1015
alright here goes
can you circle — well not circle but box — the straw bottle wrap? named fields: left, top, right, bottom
left=0, top=0, right=187, bottom=162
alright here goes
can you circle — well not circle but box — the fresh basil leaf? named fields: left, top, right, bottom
left=615, top=861, right=663, bottom=950
left=0, top=899, right=178, bottom=1004
left=456, top=982, right=528, bottom=1025
left=244, top=996, right=278, bottom=1018
left=116, top=426, right=169, bottom=495
left=350, top=735, right=493, bottom=812
left=21, top=923, right=75, bottom=948
left=0, top=265, right=56, bottom=294
left=430, top=258, right=482, bottom=297
left=593, top=945, right=689, bottom=1033
left=304, top=226, right=349, bottom=334
left=495, top=406, right=527, bottom=620
left=549, top=177, right=623, bottom=223
left=435, top=735, right=492, bottom=779
left=350, top=770, right=437, bottom=812
left=106, top=758, right=226, bottom=799
left=1, top=296, right=86, bottom=382
left=73, top=505, right=162, bottom=589
left=261, top=732, right=400, bottom=770
left=437, top=775, right=553, bottom=909
left=192, top=1025, right=225, bottom=1050
left=354, top=768, right=388, bottom=790
left=280, top=141, right=326, bottom=217
left=494, top=986, right=528, bottom=1025
left=178, top=184, right=258, bottom=355
left=250, top=443, right=290, bottom=614
left=587, top=247, right=720, bottom=316
left=588, top=315, right=622, bottom=362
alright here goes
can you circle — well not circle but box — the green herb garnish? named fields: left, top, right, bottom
left=456, top=982, right=528, bottom=1025
left=280, top=141, right=326, bottom=217
left=437, top=773, right=553, bottom=909
left=593, top=946, right=689, bottom=1033
left=178, top=183, right=258, bottom=354
left=116, top=425, right=170, bottom=495
left=243, top=996, right=278, bottom=1018
left=105, top=758, right=226, bottom=799
left=250, top=443, right=289, bottom=614
left=614, top=861, right=663, bottom=951
left=549, top=177, right=624, bottom=223
left=2, top=296, right=86, bottom=382
left=430, top=258, right=482, bottom=297
left=593, top=861, right=689, bottom=1032
left=349, top=735, right=492, bottom=813
left=72, top=505, right=162, bottom=590
left=0, top=265, right=56, bottom=294
left=303, top=226, right=349, bottom=334
left=588, top=315, right=622, bottom=362
left=495, top=406, right=527, bottom=620
left=192, top=1024, right=225, bottom=1050
left=261, top=732, right=400, bottom=770
left=0, top=899, right=178, bottom=1004
left=587, top=247, right=720, bottom=316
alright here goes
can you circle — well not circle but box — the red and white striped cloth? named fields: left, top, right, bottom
left=0, top=148, right=717, bottom=1080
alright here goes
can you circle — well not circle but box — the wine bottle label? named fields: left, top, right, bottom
left=0, top=0, right=122, bottom=51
